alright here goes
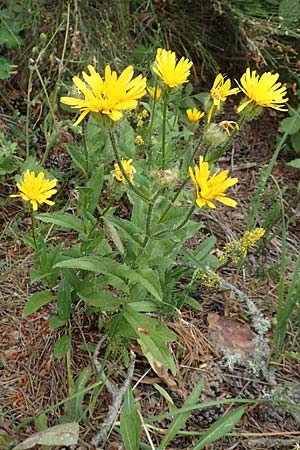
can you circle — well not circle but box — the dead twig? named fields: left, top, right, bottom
left=244, top=437, right=300, bottom=448
left=91, top=336, right=136, bottom=448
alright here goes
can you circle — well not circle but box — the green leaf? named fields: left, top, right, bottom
left=34, top=413, right=47, bottom=431
left=55, top=256, right=129, bottom=281
left=118, top=120, right=135, bottom=159
left=12, top=422, right=79, bottom=450
left=79, top=288, right=122, bottom=310
left=120, top=387, right=141, bottom=450
left=49, top=315, right=67, bottom=330
left=287, top=158, right=300, bottom=168
left=105, top=220, right=125, bottom=254
left=194, top=236, right=217, bottom=260
left=70, top=368, right=92, bottom=420
left=57, top=279, right=72, bottom=321
left=279, top=115, right=300, bottom=135
left=291, top=131, right=300, bottom=152
left=84, top=166, right=104, bottom=214
left=192, top=407, right=245, bottom=450
left=184, top=296, right=203, bottom=311
left=36, top=212, right=85, bottom=233
left=123, top=305, right=176, bottom=374
left=65, top=143, right=87, bottom=174
left=106, top=217, right=144, bottom=246
left=0, top=57, right=12, bottom=80
left=22, top=291, right=54, bottom=317
left=161, top=378, right=204, bottom=448
left=53, top=334, right=72, bottom=359
left=128, top=267, right=163, bottom=301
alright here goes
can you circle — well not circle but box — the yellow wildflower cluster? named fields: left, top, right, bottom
left=221, top=228, right=266, bottom=263
left=135, top=135, right=144, bottom=146
left=137, top=109, right=149, bottom=127
left=195, top=268, right=220, bottom=287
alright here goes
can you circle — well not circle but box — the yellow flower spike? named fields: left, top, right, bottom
left=208, top=74, right=240, bottom=123
left=153, top=48, right=193, bottom=88
left=186, top=107, right=205, bottom=123
left=237, top=68, right=288, bottom=113
left=114, top=159, right=136, bottom=184
left=147, top=85, right=162, bottom=100
left=219, top=120, right=240, bottom=136
left=135, top=135, right=144, bottom=146
left=189, top=156, right=238, bottom=209
left=10, top=170, right=57, bottom=211
left=60, top=64, right=147, bottom=126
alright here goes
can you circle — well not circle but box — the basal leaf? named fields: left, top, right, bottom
left=192, top=407, right=245, bottom=450
left=120, top=387, right=141, bottom=450
left=12, top=422, right=79, bottom=450
left=53, top=334, right=72, bottom=359
left=161, top=378, right=204, bottom=448
left=22, top=291, right=54, bottom=317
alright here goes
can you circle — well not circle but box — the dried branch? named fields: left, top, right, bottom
left=91, top=337, right=136, bottom=448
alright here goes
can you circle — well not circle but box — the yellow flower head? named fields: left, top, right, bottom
left=208, top=74, right=239, bottom=123
left=10, top=170, right=57, bottom=211
left=186, top=107, right=205, bottom=123
left=237, top=68, right=288, bottom=113
left=153, top=48, right=193, bottom=88
left=189, top=156, right=238, bottom=209
left=147, top=85, right=162, bottom=100
left=219, top=120, right=239, bottom=136
left=61, top=64, right=147, bottom=126
left=114, top=159, right=136, bottom=184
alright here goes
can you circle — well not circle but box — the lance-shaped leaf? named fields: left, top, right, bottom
left=12, top=422, right=79, bottom=450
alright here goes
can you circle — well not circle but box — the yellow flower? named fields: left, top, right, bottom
left=147, top=85, right=162, bottom=100
left=153, top=48, right=193, bottom=88
left=10, top=170, right=57, bottom=211
left=237, top=68, right=288, bottom=113
left=186, top=107, right=205, bottom=123
left=219, top=120, right=239, bottom=136
left=208, top=74, right=239, bottom=123
left=114, top=159, right=136, bottom=184
left=189, top=156, right=238, bottom=208
left=61, top=64, right=147, bottom=126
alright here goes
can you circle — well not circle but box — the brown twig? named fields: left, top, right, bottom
left=91, top=336, right=136, bottom=448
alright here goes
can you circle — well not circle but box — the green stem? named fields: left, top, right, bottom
left=82, top=121, right=89, bottom=178
left=161, top=90, right=169, bottom=170
left=147, top=79, right=158, bottom=163
left=142, top=190, right=161, bottom=248
left=25, top=65, right=34, bottom=159
left=154, top=203, right=196, bottom=238
left=172, top=203, right=196, bottom=231
left=109, top=131, right=151, bottom=203
left=172, top=88, right=182, bottom=128
left=30, top=208, right=38, bottom=250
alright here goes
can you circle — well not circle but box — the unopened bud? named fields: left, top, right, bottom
left=202, top=123, right=228, bottom=147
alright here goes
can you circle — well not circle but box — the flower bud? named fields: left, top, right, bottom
left=152, top=168, right=179, bottom=187
left=202, top=123, right=228, bottom=147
